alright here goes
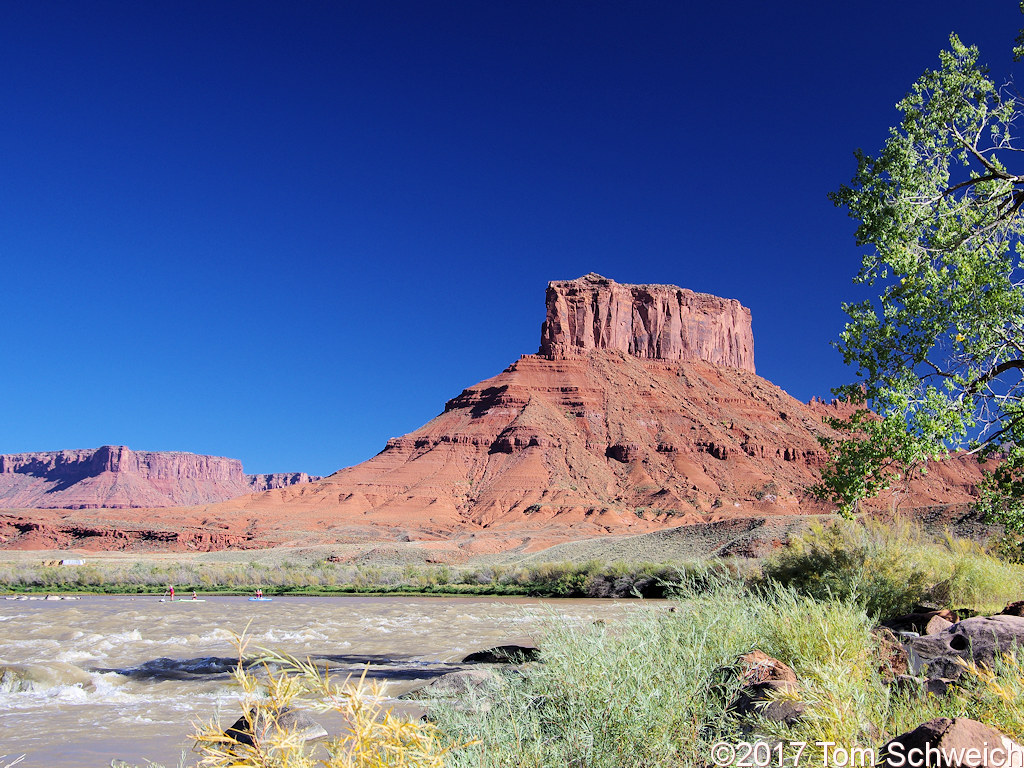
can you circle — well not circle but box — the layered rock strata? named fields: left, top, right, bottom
left=0, top=446, right=318, bottom=509
left=539, top=273, right=755, bottom=371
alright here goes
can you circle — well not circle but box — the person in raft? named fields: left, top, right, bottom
left=165, top=586, right=175, bottom=600
left=192, top=591, right=198, bottom=600
left=256, top=588, right=263, bottom=599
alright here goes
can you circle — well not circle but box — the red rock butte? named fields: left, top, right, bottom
left=0, top=275, right=983, bottom=555
left=540, top=273, right=755, bottom=372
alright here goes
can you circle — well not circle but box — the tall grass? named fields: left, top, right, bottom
left=435, top=581, right=743, bottom=768
left=761, top=518, right=1024, bottom=618
left=431, top=578, right=880, bottom=768
left=432, top=576, right=1024, bottom=767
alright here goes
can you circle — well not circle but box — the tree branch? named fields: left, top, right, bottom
left=950, top=125, right=1017, bottom=179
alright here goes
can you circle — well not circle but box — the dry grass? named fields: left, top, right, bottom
left=190, top=635, right=466, bottom=768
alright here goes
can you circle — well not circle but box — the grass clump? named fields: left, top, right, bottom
left=433, top=577, right=888, bottom=768
left=191, top=637, right=464, bottom=768
left=761, top=518, right=1024, bottom=619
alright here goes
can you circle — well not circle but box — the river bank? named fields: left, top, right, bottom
left=0, top=555, right=702, bottom=598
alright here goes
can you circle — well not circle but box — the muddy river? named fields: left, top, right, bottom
left=0, top=594, right=645, bottom=767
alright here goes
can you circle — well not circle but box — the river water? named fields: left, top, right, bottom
left=0, top=594, right=641, bottom=767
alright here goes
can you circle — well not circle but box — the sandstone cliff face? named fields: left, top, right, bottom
left=182, top=352, right=980, bottom=558
left=0, top=446, right=318, bottom=509
left=247, top=473, right=321, bottom=493
left=539, top=273, right=755, bottom=372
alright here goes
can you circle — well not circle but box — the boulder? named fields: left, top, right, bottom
left=874, top=627, right=911, bottom=681
left=730, top=650, right=804, bottom=725
left=892, top=675, right=956, bottom=698
left=224, top=707, right=327, bottom=747
left=880, top=718, right=1024, bottom=767
left=905, top=615, right=1024, bottom=680
left=925, top=615, right=955, bottom=636
left=738, top=649, right=797, bottom=684
left=883, top=610, right=960, bottom=635
left=460, top=645, right=540, bottom=664
left=999, top=601, right=1024, bottom=617
left=409, top=669, right=502, bottom=699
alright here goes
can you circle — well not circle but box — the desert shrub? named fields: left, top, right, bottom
left=762, top=518, right=1024, bottom=618
left=761, top=519, right=932, bottom=617
left=931, top=534, right=1024, bottom=612
left=743, top=584, right=885, bottom=753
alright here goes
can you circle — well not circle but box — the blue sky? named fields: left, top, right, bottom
left=2, top=2, right=1021, bottom=476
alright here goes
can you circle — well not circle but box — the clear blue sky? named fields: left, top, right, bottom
left=2, top=2, right=1021, bottom=476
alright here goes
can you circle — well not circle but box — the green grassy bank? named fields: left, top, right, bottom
left=0, top=558, right=697, bottom=598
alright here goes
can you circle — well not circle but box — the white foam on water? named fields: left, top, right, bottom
left=51, top=684, right=91, bottom=704
left=104, top=628, right=144, bottom=644
left=54, top=648, right=100, bottom=664
left=89, top=673, right=135, bottom=702
left=161, top=628, right=237, bottom=647
left=170, top=689, right=237, bottom=713
left=112, top=714, right=156, bottom=725
left=197, top=627, right=235, bottom=643
left=256, top=627, right=333, bottom=646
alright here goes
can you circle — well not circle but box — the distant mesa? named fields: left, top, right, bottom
left=0, top=445, right=319, bottom=509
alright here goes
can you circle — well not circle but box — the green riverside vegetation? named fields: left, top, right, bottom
left=0, top=558, right=694, bottom=598
left=433, top=577, right=1024, bottom=768
left=430, top=520, right=1024, bottom=767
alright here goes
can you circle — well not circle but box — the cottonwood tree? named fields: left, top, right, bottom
left=818, top=31, right=1024, bottom=528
